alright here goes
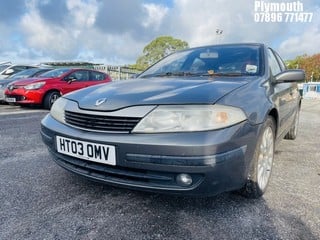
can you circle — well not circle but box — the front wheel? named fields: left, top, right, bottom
left=240, top=117, right=276, bottom=199
left=43, top=91, right=61, bottom=109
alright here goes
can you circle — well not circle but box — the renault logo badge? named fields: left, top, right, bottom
left=95, top=98, right=107, bottom=106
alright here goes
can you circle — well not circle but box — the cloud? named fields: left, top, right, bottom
left=94, top=0, right=145, bottom=36
left=17, top=0, right=170, bottom=63
left=279, top=25, right=320, bottom=58
left=0, top=0, right=319, bottom=64
left=142, top=3, right=169, bottom=30
left=66, top=0, right=98, bottom=28
left=279, top=8, right=320, bottom=59
left=167, top=0, right=289, bottom=46
left=20, top=3, right=77, bottom=59
left=19, top=0, right=147, bottom=63
left=161, top=0, right=320, bottom=60
left=0, top=0, right=26, bottom=22
left=36, top=0, right=68, bottom=26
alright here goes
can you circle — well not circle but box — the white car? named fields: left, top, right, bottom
left=0, top=64, right=37, bottom=79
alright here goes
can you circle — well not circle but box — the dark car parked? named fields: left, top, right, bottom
left=41, top=43, right=304, bottom=198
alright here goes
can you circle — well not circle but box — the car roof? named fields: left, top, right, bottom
left=4, top=64, right=38, bottom=67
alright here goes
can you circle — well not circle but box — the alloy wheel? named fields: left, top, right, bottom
left=257, top=126, right=274, bottom=191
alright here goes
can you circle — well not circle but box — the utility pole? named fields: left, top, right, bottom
left=216, top=29, right=223, bottom=44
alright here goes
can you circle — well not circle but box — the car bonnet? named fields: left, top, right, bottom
left=9, top=77, right=54, bottom=86
left=66, top=77, right=249, bottom=111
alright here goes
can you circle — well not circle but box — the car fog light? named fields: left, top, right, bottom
left=176, top=173, right=193, bottom=187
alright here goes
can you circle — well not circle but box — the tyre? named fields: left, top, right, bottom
left=284, top=109, right=300, bottom=140
left=240, top=116, right=276, bottom=199
left=43, top=91, right=61, bottom=109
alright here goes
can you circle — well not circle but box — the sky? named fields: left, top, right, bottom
left=0, top=0, right=319, bottom=65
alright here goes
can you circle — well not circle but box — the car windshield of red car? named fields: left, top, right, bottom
left=39, top=68, right=71, bottom=78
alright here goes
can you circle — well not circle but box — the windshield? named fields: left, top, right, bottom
left=0, top=64, right=11, bottom=72
left=139, top=45, right=262, bottom=78
left=39, top=68, right=71, bottom=78
left=7, top=68, right=40, bottom=79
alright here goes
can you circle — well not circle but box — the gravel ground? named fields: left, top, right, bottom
left=0, top=99, right=319, bottom=240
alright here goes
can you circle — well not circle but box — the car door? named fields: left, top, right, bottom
left=61, top=70, right=91, bottom=94
left=87, top=71, right=107, bottom=86
left=273, top=50, right=301, bottom=113
left=268, top=48, right=296, bottom=137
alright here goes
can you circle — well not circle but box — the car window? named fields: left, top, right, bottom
left=2, top=66, right=25, bottom=76
left=139, top=45, right=262, bottom=78
left=40, top=68, right=71, bottom=78
left=7, top=68, right=39, bottom=79
left=0, top=64, right=11, bottom=72
left=268, top=49, right=282, bottom=76
left=12, top=66, right=32, bottom=72
left=273, top=50, right=287, bottom=71
left=68, top=70, right=90, bottom=81
left=90, top=71, right=106, bottom=81
left=33, top=69, right=52, bottom=76
left=189, top=58, right=207, bottom=72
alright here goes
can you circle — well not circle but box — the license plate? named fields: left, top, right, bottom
left=56, top=136, right=116, bottom=165
left=5, top=97, right=16, bottom=103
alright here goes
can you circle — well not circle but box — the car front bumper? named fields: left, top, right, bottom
left=0, top=88, right=5, bottom=101
left=41, top=114, right=262, bottom=196
left=5, top=88, right=44, bottom=104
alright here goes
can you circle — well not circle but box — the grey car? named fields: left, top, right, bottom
left=41, top=43, right=304, bottom=198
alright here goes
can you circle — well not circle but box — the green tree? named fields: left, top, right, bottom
left=287, top=53, right=320, bottom=82
left=133, top=36, right=189, bottom=70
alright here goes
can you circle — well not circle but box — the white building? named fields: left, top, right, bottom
left=303, top=82, right=320, bottom=99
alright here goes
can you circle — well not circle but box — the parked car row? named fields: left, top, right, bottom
left=0, top=67, right=53, bottom=102
left=0, top=62, right=38, bottom=79
left=0, top=63, right=112, bottom=109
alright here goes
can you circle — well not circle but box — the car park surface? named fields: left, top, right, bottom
left=0, top=100, right=319, bottom=239
left=40, top=43, right=304, bottom=198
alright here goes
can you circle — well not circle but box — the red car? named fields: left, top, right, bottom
left=5, top=68, right=112, bottom=109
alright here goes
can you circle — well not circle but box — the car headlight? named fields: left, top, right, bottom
left=132, top=105, right=247, bottom=133
left=50, top=97, right=68, bottom=123
left=24, top=81, right=45, bottom=90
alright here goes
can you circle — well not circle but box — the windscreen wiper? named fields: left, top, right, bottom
left=140, top=71, right=251, bottom=78
left=140, top=71, right=200, bottom=78
left=200, top=71, right=246, bottom=77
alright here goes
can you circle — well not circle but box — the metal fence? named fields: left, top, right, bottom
left=40, top=62, right=142, bottom=81
left=94, top=65, right=142, bottom=80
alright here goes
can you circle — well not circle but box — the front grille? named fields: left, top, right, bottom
left=7, top=85, right=21, bottom=91
left=65, top=110, right=141, bottom=133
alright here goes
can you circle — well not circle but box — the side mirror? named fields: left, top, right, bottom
left=275, top=69, right=305, bottom=83
left=66, top=76, right=77, bottom=84
left=4, top=69, right=14, bottom=75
